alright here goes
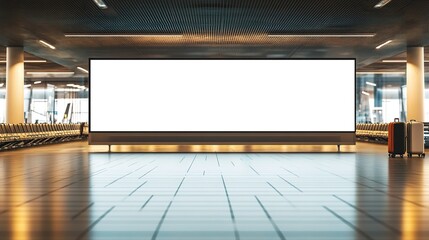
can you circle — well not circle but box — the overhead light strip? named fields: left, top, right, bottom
left=55, top=88, right=83, bottom=92
left=382, top=60, right=406, bottom=63
left=361, top=91, right=370, bottom=96
left=24, top=60, right=47, bottom=63
left=77, top=67, right=89, bottom=73
left=39, top=40, right=56, bottom=49
left=366, top=82, right=377, bottom=86
left=64, top=34, right=183, bottom=38
left=382, top=60, right=429, bottom=63
left=357, top=71, right=405, bottom=75
left=374, top=0, right=392, bottom=9
left=92, top=0, right=107, bottom=9
left=27, top=72, right=75, bottom=75
left=267, top=33, right=376, bottom=38
left=33, top=81, right=42, bottom=84
left=0, top=60, right=47, bottom=63
left=375, top=40, right=393, bottom=49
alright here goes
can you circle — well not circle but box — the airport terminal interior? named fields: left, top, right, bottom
left=1, top=0, right=429, bottom=239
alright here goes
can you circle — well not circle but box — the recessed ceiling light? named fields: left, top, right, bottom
left=77, top=67, right=89, bottom=73
left=375, top=40, right=393, bottom=49
left=55, top=88, right=83, bottom=92
left=382, top=59, right=429, bottom=63
left=374, top=0, right=392, bottom=8
left=39, top=40, right=56, bottom=49
left=361, top=91, right=370, bottom=96
left=34, top=81, right=42, bottom=84
left=64, top=34, right=183, bottom=38
left=66, top=84, right=85, bottom=88
left=357, top=71, right=405, bottom=74
left=24, top=84, right=32, bottom=88
left=267, top=33, right=376, bottom=38
left=365, top=82, right=377, bottom=86
left=27, top=72, right=74, bottom=75
left=0, top=60, right=47, bottom=63
left=382, top=60, right=406, bottom=63
left=25, top=60, right=47, bottom=63
left=92, top=0, right=107, bottom=9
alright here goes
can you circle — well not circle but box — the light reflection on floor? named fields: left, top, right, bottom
left=0, top=141, right=428, bottom=240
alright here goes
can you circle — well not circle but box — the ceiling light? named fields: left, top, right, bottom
left=382, top=60, right=405, bottom=63
left=92, top=0, right=107, bottom=9
left=64, top=34, right=183, bottom=38
left=66, top=84, right=85, bottom=88
left=366, top=82, right=377, bottom=86
left=0, top=60, right=47, bottom=63
left=267, top=33, right=376, bottom=38
left=34, top=81, right=42, bottom=84
left=27, top=72, right=74, bottom=75
left=77, top=67, right=89, bottom=73
left=357, top=71, right=405, bottom=75
left=39, top=40, right=56, bottom=49
left=24, top=84, right=31, bottom=88
left=24, top=60, right=47, bottom=63
left=375, top=40, right=393, bottom=49
left=0, top=83, right=4, bottom=87
left=374, top=0, right=392, bottom=8
left=361, top=91, right=370, bottom=96
left=55, top=88, right=82, bottom=92
left=382, top=59, right=429, bottom=63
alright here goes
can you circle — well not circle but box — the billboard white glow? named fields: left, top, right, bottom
left=90, top=59, right=355, bottom=132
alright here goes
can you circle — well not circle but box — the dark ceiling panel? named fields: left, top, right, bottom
left=0, top=0, right=428, bottom=75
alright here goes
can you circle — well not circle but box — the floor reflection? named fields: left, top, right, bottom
left=388, top=158, right=426, bottom=240
left=0, top=143, right=427, bottom=240
left=0, top=153, right=91, bottom=240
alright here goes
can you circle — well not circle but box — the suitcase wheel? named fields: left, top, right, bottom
left=400, top=154, right=403, bottom=158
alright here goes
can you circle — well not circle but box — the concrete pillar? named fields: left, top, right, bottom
left=406, top=47, right=425, bottom=122
left=6, top=47, right=24, bottom=123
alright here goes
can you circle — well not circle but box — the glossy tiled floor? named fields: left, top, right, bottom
left=0, top=142, right=428, bottom=240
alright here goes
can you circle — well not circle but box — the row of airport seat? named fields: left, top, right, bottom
left=0, top=123, right=87, bottom=150
left=356, top=123, right=389, bottom=142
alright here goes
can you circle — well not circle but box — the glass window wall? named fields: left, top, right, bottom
left=0, top=78, right=88, bottom=123
left=0, top=74, right=427, bottom=125
left=357, top=73, right=428, bottom=123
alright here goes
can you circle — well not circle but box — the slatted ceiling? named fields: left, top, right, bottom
left=0, top=0, right=428, bottom=73
left=0, top=49, right=70, bottom=77
left=62, top=35, right=377, bottom=47
left=97, top=0, right=362, bottom=34
left=360, top=48, right=429, bottom=72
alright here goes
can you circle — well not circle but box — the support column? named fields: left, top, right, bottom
left=5, top=47, right=24, bottom=124
left=406, top=47, right=425, bottom=122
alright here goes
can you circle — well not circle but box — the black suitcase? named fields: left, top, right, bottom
left=388, top=118, right=406, bottom=157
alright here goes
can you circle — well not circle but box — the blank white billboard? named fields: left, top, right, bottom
left=90, top=59, right=355, bottom=132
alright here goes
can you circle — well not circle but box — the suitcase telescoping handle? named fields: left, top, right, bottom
left=394, top=118, right=400, bottom=122
left=410, top=119, right=416, bottom=122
